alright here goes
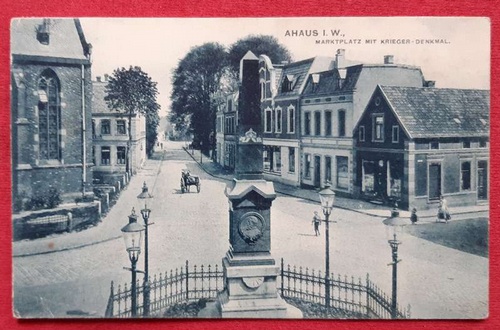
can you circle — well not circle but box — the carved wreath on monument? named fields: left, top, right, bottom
left=238, top=212, right=265, bottom=245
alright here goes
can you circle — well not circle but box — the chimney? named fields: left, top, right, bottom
left=335, top=49, right=346, bottom=69
left=384, top=55, right=394, bottom=65
left=96, top=76, right=101, bottom=82
left=104, top=74, right=109, bottom=81
left=425, top=80, right=436, bottom=87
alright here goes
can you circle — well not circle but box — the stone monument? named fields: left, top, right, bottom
left=199, top=51, right=302, bottom=318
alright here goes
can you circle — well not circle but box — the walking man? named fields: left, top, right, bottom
left=312, top=211, right=321, bottom=236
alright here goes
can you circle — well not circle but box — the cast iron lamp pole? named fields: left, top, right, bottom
left=137, top=182, right=153, bottom=317
left=318, top=183, right=335, bottom=310
left=121, top=208, right=144, bottom=317
left=388, top=232, right=402, bottom=319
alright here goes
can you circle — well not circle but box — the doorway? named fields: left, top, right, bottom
left=428, top=163, right=441, bottom=200
left=314, top=155, right=321, bottom=188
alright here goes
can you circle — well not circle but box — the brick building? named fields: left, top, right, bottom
left=11, top=18, right=93, bottom=208
left=353, top=85, right=489, bottom=210
left=91, top=76, right=146, bottom=184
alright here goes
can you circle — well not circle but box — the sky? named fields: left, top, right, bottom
left=80, top=17, right=490, bottom=117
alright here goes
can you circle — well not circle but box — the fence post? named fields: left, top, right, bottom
left=365, top=273, right=370, bottom=317
left=280, top=258, right=284, bottom=296
left=104, top=281, right=115, bottom=317
left=185, top=260, right=189, bottom=300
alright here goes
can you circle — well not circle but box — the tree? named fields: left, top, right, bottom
left=169, top=43, right=228, bottom=153
left=105, top=66, right=160, bottom=175
left=146, top=109, right=160, bottom=157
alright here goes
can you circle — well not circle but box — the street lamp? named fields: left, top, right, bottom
left=318, top=183, right=335, bottom=310
left=384, top=217, right=404, bottom=319
left=121, top=208, right=144, bottom=317
left=137, top=181, right=153, bottom=317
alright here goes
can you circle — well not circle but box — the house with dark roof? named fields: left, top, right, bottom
left=11, top=18, right=94, bottom=209
left=353, top=85, right=489, bottom=210
left=260, top=54, right=335, bottom=186
left=91, top=76, right=146, bottom=183
left=300, top=52, right=426, bottom=194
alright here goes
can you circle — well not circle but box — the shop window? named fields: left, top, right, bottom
left=336, top=156, right=348, bottom=189
left=325, top=156, right=332, bottom=183
left=362, top=161, right=375, bottom=193
left=263, top=145, right=281, bottom=173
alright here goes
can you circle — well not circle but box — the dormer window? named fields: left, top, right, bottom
left=282, top=74, right=296, bottom=92
left=37, top=19, right=51, bottom=45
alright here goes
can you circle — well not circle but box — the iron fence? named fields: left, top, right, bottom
left=105, top=259, right=409, bottom=319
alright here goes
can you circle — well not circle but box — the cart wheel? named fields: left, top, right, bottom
left=197, top=182, right=201, bottom=193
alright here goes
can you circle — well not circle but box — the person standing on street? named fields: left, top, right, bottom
left=437, top=195, right=451, bottom=223
left=312, top=211, right=321, bottom=236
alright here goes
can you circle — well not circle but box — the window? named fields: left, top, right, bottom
left=37, top=69, right=61, bottom=160
left=304, top=112, right=311, bottom=135
left=282, top=75, right=295, bottom=92
left=325, top=156, right=332, bottom=183
left=463, top=141, right=470, bottom=148
left=287, top=106, right=295, bottom=133
left=288, top=147, right=295, bottom=173
left=392, top=126, right=399, bottom=143
left=362, top=160, right=375, bottom=193
left=314, top=111, right=321, bottom=136
left=261, top=81, right=265, bottom=100
left=336, top=156, right=349, bottom=189
left=275, top=107, right=282, bottom=133
left=359, top=126, right=365, bottom=142
left=92, top=146, right=95, bottom=164
left=92, top=120, right=96, bottom=138
left=325, top=111, right=332, bottom=136
left=372, top=115, right=384, bottom=142
left=461, top=161, right=471, bottom=191
left=117, top=146, right=126, bottom=165
left=338, top=110, right=346, bottom=137
left=117, top=120, right=126, bottom=135
left=265, top=108, right=273, bottom=133
left=101, top=146, right=110, bottom=165
left=227, top=99, right=233, bottom=112
left=263, top=145, right=281, bottom=173
left=430, top=141, right=439, bottom=149
left=479, top=140, right=487, bottom=148
left=101, top=119, right=111, bottom=135
left=304, top=154, right=311, bottom=178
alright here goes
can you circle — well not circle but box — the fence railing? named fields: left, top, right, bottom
left=105, top=259, right=409, bottom=319
left=279, top=259, right=410, bottom=319
left=105, top=261, right=223, bottom=317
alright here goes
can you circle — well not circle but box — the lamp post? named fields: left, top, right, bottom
left=318, top=183, right=335, bottom=310
left=137, top=182, right=153, bottom=317
left=384, top=216, right=404, bottom=319
left=121, top=208, right=144, bottom=317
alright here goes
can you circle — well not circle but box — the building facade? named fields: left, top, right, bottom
left=11, top=18, right=93, bottom=207
left=353, top=85, right=489, bottom=210
left=260, top=54, right=335, bottom=186
left=300, top=52, right=426, bottom=195
left=91, top=76, right=146, bottom=184
left=221, top=92, right=238, bottom=170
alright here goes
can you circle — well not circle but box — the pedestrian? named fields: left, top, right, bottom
left=312, top=211, right=321, bottom=236
left=437, top=195, right=451, bottom=223
left=410, top=207, right=418, bottom=225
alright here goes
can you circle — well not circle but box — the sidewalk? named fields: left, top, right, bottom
left=187, top=148, right=489, bottom=222
left=13, top=151, right=165, bottom=258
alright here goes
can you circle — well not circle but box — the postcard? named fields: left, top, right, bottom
left=11, top=17, right=489, bottom=319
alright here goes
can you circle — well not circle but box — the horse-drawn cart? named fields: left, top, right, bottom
left=180, top=169, right=201, bottom=193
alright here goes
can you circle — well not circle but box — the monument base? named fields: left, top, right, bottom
left=198, top=252, right=303, bottom=318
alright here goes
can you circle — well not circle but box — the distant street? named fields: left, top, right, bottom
left=13, top=141, right=488, bottom=319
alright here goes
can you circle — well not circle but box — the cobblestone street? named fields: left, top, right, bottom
left=13, top=141, right=488, bottom=318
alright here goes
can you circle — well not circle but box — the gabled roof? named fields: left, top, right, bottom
left=380, top=86, right=490, bottom=139
left=92, top=81, right=112, bottom=114
left=11, top=18, right=89, bottom=61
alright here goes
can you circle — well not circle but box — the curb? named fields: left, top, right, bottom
left=183, top=147, right=489, bottom=220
